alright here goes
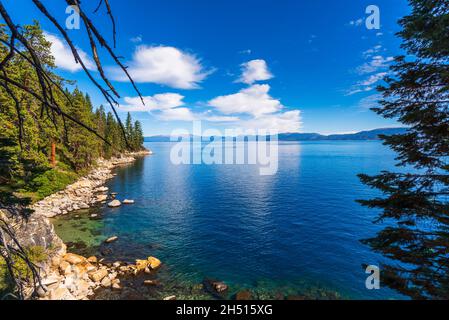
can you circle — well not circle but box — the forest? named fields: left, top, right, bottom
left=0, top=22, right=144, bottom=203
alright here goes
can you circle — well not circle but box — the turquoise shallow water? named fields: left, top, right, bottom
left=53, top=141, right=406, bottom=300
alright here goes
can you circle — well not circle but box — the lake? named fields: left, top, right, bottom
left=53, top=141, right=405, bottom=300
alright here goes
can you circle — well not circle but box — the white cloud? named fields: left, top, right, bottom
left=346, top=72, right=387, bottom=96
left=357, top=55, right=394, bottom=74
left=361, top=72, right=387, bottom=86
left=130, top=35, right=142, bottom=43
left=108, top=45, right=212, bottom=89
left=121, top=93, right=239, bottom=123
left=238, top=59, right=273, bottom=84
left=362, top=45, right=383, bottom=58
left=208, top=84, right=282, bottom=117
left=44, top=32, right=95, bottom=72
left=238, top=110, right=302, bottom=133
left=357, top=94, right=382, bottom=110
left=159, top=107, right=197, bottom=121
left=122, top=93, right=185, bottom=112
left=204, top=114, right=240, bottom=122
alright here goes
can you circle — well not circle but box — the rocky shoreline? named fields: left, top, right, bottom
left=32, top=151, right=151, bottom=218
left=5, top=150, right=155, bottom=300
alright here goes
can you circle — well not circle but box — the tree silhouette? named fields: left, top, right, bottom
left=359, top=0, right=449, bottom=300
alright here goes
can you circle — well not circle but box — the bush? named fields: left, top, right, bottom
left=29, top=169, right=78, bottom=199
left=0, top=246, right=48, bottom=295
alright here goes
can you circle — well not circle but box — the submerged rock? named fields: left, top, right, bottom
left=235, top=290, right=252, bottom=300
left=143, top=280, right=161, bottom=286
left=203, top=279, right=229, bottom=298
left=105, top=236, right=119, bottom=244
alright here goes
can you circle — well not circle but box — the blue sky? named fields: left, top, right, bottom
left=4, top=0, right=410, bottom=135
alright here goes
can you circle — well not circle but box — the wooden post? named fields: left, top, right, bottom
left=51, top=141, right=56, bottom=167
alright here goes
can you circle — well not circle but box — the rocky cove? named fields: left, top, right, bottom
left=2, top=151, right=168, bottom=300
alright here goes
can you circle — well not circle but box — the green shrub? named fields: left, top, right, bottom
left=29, top=169, right=78, bottom=199
left=0, top=246, right=48, bottom=295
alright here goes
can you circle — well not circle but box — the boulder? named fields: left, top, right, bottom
left=135, top=259, right=148, bottom=272
left=147, top=257, right=161, bottom=270
left=75, top=280, right=90, bottom=298
left=88, top=269, right=108, bottom=282
left=59, top=260, right=72, bottom=275
left=101, top=277, right=112, bottom=288
left=96, top=195, right=108, bottom=202
left=108, top=200, right=121, bottom=208
left=51, top=256, right=62, bottom=267
left=41, top=275, right=62, bottom=286
left=123, top=199, right=135, bottom=205
left=72, top=262, right=96, bottom=276
left=64, top=253, right=86, bottom=265
left=95, top=187, right=109, bottom=193
left=49, top=287, right=76, bottom=300
left=87, top=256, right=98, bottom=264
left=163, top=295, right=177, bottom=301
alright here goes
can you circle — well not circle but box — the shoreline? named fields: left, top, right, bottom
left=16, top=150, right=155, bottom=300
left=32, top=150, right=152, bottom=218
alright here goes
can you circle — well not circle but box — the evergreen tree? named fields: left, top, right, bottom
left=358, top=0, right=449, bottom=299
left=125, top=112, right=133, bottom=140
left=133, top=120, right=144, bottom=151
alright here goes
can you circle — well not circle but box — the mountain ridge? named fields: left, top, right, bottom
left=144, top=127, right=408, bottom=142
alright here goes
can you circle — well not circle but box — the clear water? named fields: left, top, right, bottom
left=53, top=141, right=406, bottom=300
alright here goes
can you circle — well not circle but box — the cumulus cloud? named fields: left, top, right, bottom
left=122, top=93, right=185, bottom=112
left=158, top=107, right=197, bottom=121
left=44, top=32, right=95, bottom=72
left=121, top=93, right=239, bottom=123
left=108, top=45, right=212, bottom=89
left=238, top=110, right=301, bottom=133
left=238, top=59, right=273, bottom=84
left=208, top=84, right=282, bottom=117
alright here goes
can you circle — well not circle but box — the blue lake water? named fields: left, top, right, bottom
left=54, top=141, right=406, bottom=300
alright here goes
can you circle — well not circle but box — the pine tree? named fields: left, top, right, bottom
left=125, top=112, right=134, bottom=144
left=133, top=120, right=144, bottom=151
left=358, top=0, right=449, bottom=300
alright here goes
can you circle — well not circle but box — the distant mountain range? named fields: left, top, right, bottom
left=144, top=127, right=408, bottom=142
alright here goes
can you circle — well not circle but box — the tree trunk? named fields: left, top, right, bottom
left=51, top=141, right=56, bottom=167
